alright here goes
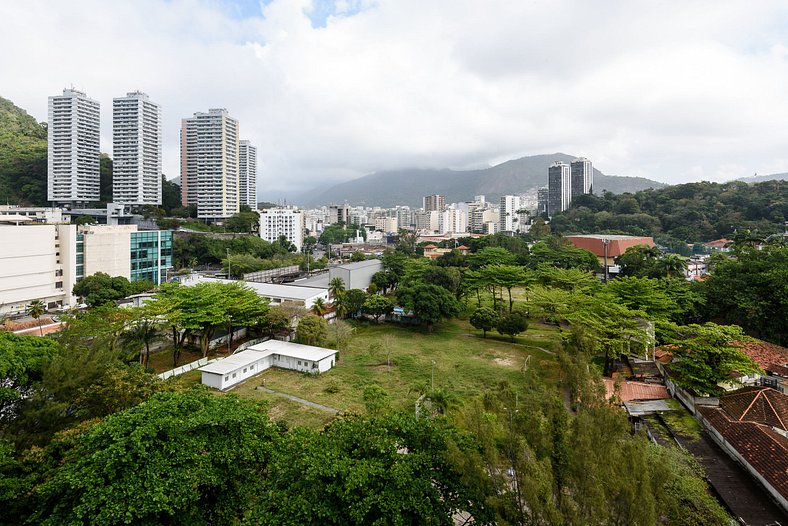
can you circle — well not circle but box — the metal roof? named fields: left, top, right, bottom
left=199, top=340, right=337, bottom=375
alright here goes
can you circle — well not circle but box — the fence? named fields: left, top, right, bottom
left=158, top=357, right=215, bottom=380
left=244, top=266, right=301, bottom=282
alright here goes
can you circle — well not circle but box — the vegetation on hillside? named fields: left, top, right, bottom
left=0, top=96, right=47, bottom=205
left=549, top=180, right=788, bottom=245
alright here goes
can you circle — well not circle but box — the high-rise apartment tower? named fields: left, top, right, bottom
left=47, top=88, right=100, bottom=205
left=570, top=157, right=593, bottom=201
left=499, top=195, right=522, bottom=233
left=547, top=161, right=571, bottom=217
left=238, top=140, right=257, bottom=208
left=112, top=91, right=162, bottom=206
left=180, top=109, right=240, bottom=220
left=423, top=194, right=445, bottom=212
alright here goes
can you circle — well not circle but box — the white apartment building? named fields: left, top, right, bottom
left=499, top=195, right=522, bottom=233
left=259, top=207, right=304, bottom=252
left=439, top=208, right=467, bottom=235
left=0, top=224, right=78, bottom=315
left=180, top=109, right=240, bottom=220
left=238, top=140, right=257, bottom=208
left=375, top=216, right=398, bottom=233
left=0, top=206, right=70, bottom=224
left=548, top=161, right=571, bottom=217
left=112, top=92, right=162, bottom=206
left=47, top=88, right=100, bottom=205
left=414, top=210, right=440, bottom=233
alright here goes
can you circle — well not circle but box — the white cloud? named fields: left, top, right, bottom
left=3, top=0, right=788, bottom=201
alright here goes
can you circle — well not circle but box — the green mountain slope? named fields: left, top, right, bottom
left=0, top=96, right=48, bottom=205
left=298, top=153, right=666, bottom=207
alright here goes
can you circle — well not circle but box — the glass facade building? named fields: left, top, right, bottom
left=130, top=230, right=172, bottom=284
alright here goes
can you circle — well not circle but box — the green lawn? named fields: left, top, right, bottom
left=221, top=318, right=562, bottom=428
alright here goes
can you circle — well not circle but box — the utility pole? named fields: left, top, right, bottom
left=431, top=360, right=436, bottom=391
left=602, top=238, right=609, bottom=284
left=227, top=248, right=231, bottom=279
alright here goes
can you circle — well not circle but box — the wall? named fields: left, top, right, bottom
left=0, top=224, right=76, bottom=314
left=81, top=225, right=136, bottom=278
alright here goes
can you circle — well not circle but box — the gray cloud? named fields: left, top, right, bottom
left=3, top=0, right=788, bottom=201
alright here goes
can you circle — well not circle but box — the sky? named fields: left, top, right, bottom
left=3, top=0, right=788, bottom=201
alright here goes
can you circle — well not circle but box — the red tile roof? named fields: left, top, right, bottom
left=604, top=379, right=670, bottom=402
left=423, top=244, right=438, bottom=249
left=699, top=402, right=788, bottom=501
left=719, top=386, right=788, bottom=431
left=734, top=340, right=788, bottom=371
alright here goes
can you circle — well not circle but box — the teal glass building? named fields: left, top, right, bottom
left=130, top=230, right=173, bottom=284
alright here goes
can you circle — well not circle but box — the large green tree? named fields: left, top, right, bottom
left=31, top=390, right=278, bottom=526
left=397, top=283, right=460, bottom=331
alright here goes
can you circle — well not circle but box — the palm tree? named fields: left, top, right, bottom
left=656, top=254, right=687, bottom=279
left=27, top=299, right=47, bottom=336
left=311, top=297, right=327, bottom=316
left=328, top=277, right=346, bottom=301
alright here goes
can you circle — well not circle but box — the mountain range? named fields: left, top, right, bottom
left=294, top=153, right=667, bottom=208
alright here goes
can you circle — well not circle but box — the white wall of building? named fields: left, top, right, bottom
left=81, top=224, right=136, bottom=279
left=0, top=224, right=77, bottom=314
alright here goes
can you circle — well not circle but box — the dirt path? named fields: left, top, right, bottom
left=255, top=386, right=339, bottom=414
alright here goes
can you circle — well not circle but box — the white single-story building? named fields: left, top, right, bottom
left=198, top=340, right=338, bottom=390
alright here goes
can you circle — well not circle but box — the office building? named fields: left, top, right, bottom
left=238, top=140, right=257, bottom=208
left=112, top=92, right=162, bottom=206
left=47, top=88, right=100, bottom=206
left=259, top=207, right=304, bottom=252
left=0, top=223, right=78, bottom=315
left=570, top=157, right=593, bottom=200
left=499, top=195, right=522, bottom=233
left=75, top=224, right=172, bottom=285
left=423, top=194, right=445, bottom=212
left=547, top=161, right=571, bottom=217
left=180, top=108, right=240, bottom=220
left=537, top=187, right=549, bottom=217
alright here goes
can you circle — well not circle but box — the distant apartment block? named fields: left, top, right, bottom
left=328, top=204, right=352, bottom=225
left=259, top=207, right=304, bottom=252
left=112, top=91, right=162, bottom=206
left=499, top=195, right=521, bottom=232
left=547, top=161, right=571, bottom=217
left=47, top=88, right=100, bottom=206
left=238, top=140, right=257, bottom=208
left=570, top=157, right=593, bottom=200
left=180, top=108, right=240, bottom=220
left=423, top=194, right=445, bottom=212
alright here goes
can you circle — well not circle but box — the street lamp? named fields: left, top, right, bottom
left=227, top=314, right=234, bottom=354
left=227, top=248, right=231, bottom=279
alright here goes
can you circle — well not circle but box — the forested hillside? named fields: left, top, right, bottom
left=0, top=96, right=47, bottom=205
left=549, top=180, right=788, bottom=244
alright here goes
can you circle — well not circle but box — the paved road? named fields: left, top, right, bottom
left=255, top=386, right=339, bottom=414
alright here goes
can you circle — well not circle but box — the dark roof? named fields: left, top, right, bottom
left=719, top=386, right=788, bottom=431
left=698, top=404, right=788, bottom=501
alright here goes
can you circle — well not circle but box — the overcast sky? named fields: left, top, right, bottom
left=3, top=0, right=788, bottom=200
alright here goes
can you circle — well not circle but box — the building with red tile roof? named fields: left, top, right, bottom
left=603, top=378, right=670, bottom=403
left=697, top=387, right=788, bottom=512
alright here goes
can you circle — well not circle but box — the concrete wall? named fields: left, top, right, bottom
left=201, top=371, right=223, bottom=390
left=318, top=355, right=335, bottom=373
left=219, top=355, right=273, bottom=389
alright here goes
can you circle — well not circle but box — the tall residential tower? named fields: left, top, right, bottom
left=180, top=108, right=240, bottom=220
left=238, top=140, right=257, bottom=208
left=547, top=161, right=571, bottom=217
left=47, top=88, right=100, bottom=206
left=570, top=157, right=593, bottom=201
left=112, top=91, right=162, bottom=206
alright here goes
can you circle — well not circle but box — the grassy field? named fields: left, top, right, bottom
left=182, top=318, right=564, bottom=428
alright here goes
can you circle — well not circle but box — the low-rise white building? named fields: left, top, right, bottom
left=199, top=340, right=338, bottom=390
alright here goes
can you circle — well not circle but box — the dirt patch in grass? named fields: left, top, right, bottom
left=494, top=357, right=515, bottom=367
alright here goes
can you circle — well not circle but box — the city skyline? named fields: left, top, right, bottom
left=5, top=1, right=788, bottom=199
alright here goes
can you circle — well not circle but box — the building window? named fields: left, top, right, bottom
left=243, top=368, right=247, bottom=373
left=232, top=373, right=237, bottom=378
left=55, top=281, right=63, bottom=289
left=224, top=376, right=229, bottom=381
